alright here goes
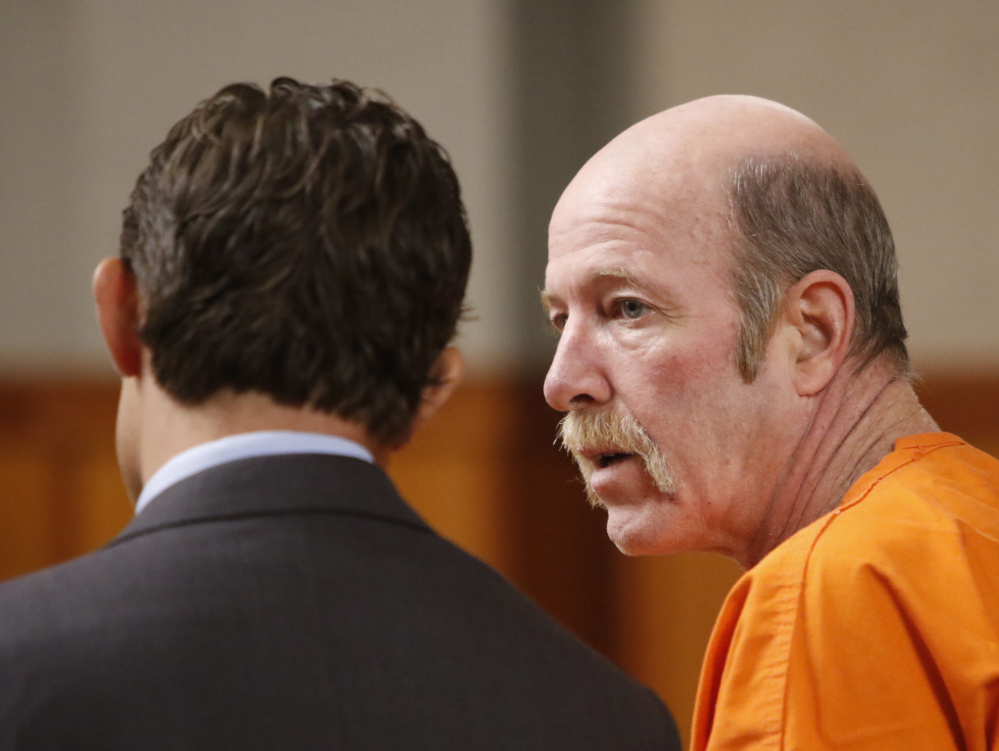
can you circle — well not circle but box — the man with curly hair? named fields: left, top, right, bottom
left=0, top=78, right=680, bottom=750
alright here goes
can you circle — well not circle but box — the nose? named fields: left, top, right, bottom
left=543, top=323, right=611, bottom=412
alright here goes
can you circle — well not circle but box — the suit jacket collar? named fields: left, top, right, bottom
left=107, top=454, right=430, bottom=549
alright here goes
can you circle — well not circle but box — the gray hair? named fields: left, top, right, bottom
left=727, top=154, right=909, bottom=381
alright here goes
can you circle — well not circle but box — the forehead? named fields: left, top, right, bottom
left=545, top=160, right=734, bottom=300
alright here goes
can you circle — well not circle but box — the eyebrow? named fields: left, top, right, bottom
left=540, top=267, right=643, bottom=314
left=591, top=267, right=642, bottom=286
left=539, top=288, right=556, bottom=315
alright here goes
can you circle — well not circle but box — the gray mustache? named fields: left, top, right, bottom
left=557, top=409, right=678, bottom=500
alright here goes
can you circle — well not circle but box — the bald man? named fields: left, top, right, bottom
left=542, top=95, right=999, bottom=750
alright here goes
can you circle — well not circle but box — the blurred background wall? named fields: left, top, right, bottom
left=2, top=1, right=997, bottom=744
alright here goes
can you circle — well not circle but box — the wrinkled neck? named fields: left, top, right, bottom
left=741, top=361, right=938, bottom=568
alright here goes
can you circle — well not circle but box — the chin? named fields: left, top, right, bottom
left=605, top=506, right=683, bottom=557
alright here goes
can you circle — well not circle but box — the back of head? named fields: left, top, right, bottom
left=727, top=152, right=910, bottom=381
left=120, top=77, right=471, bottom=445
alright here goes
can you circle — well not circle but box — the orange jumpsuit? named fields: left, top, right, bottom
left=692, top=433, right=999, bottom=751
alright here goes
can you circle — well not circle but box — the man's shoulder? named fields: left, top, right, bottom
left=0, top=547, right=113, bottom=605
left=738, top=434, right=999, bottom=618
left=756, top=433, right=999, bottom=650
left=810, top=434, right=999, bottom=569
left=0, top=507, right=681, bottom=750
left=695, top=440, right=999, bottom=751
left=0, top=545, right=125, bottom=619
left=0, top=548, right=128, bottom=697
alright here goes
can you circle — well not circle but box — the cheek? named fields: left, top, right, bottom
left=628, top=342, right=751, bottom=461
left=646, top=332, right=741, bottom=402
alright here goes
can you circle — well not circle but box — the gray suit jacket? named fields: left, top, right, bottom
left=0, top=454, right=680, bottom=749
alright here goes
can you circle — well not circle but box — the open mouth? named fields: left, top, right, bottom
left=597, top=452, right=634, bottom=468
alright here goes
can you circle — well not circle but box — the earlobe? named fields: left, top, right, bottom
left=785, top=270, right=854, bottom=396
left=93, top=258, right=143, bottom=377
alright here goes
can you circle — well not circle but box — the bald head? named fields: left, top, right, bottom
left=608, top=95, right=845, bottom=166
left=553, top=95, right=849, bottom=233
left=550, top=94, right=908, bottom=380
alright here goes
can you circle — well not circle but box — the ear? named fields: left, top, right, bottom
left=93, top=258, right=143, bottom=377
left=410, top=346, right=465, bottom=433
left=781, top=270, right=854, bottom=396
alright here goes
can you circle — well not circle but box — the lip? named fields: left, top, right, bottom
left=578, top=447, right=636, bottom=467
left=586, top=451, right=640, bottom=480
left=587, top=453, right=645, bottom=501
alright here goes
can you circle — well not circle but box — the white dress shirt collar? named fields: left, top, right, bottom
left=135, top=430, right=374, bottom=515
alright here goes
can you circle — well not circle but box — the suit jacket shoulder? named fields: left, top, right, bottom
left=0, top=454, right=680, bottom=750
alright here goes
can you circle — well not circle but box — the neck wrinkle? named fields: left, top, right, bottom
left=742, top=362, right=937, bottom=568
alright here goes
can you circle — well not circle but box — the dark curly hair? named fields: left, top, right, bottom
left=120, top=77, right=472, bottom=444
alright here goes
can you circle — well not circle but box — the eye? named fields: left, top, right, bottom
left=550, top=312, right=568, bottom=332
left=616, top=299, right=648, bottom=320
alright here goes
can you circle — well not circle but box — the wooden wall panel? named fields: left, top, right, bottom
left=388, top=378, right=519, bottom=574
left=494, top=380, right=619, bottom=654
left=0, top=380, right=131, bottom=580
left=392, top=377, right=618, bottom=653
left=0, top=447, right=61, bottom=574
left=611, top=553, right=742, bottom=747
left=915, top=372, right=999, bottom=457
